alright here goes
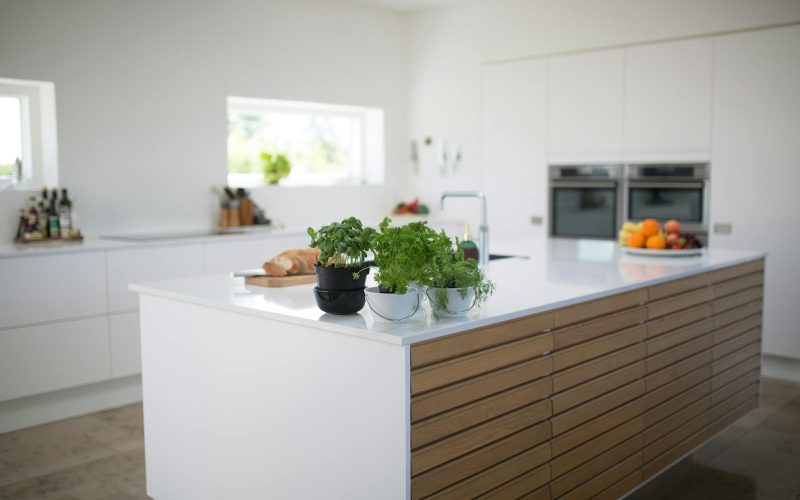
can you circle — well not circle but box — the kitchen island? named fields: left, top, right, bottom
left=131, top=239, right=766, bottom=500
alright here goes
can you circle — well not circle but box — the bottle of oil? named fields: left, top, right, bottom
left=459, top=224, right=479, bottom=261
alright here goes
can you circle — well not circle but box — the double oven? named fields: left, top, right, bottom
left=550, top=163, right=709, bottom=241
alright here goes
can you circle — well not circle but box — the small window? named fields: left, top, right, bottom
left=227, top=97, right=384, bottom=187
left=0, top=77, right=58, bottom=190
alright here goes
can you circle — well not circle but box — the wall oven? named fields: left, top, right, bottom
left=549, top=165, right=624, bottom=240
left=624, top=164, right=709, bottom=238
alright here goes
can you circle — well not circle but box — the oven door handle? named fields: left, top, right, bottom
left=627, top=181, right=705, bottom=189
left=551, top=181, right=618, bottom=189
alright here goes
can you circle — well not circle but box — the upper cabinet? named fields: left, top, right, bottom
left=548, top=49, right=625, bottom=162
left=624, top=39, right=713, bottom=158
left=482, top=59, right=548, bottom=240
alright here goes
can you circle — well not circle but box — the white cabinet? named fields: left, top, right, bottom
left=0, top=251, right=107, bottom=329
left=481, top=59, right=548, bottom=241
left=548, top=49, right=624, bottom=162
left=0, top=317, right=110, bottom=402
left=624, top=38, right=713, bottom=157
left=711, top=25, right=800, bottom=358
left=204, top=234, right=309, bottom=274
left=109, top=312, right=141, bottom=378
left=106, top=243, right=205, bottom=312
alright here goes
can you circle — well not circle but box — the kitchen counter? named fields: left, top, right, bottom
left=131, top=238, right=766, bottom=345
left=133, top=238, right=767, bottom=499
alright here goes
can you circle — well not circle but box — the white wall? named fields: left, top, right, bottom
left=403, top=0, right=800, bottom=226
left=0, top=0, right=409, bottom=238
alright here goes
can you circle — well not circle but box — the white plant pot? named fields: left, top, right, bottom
left=365, top=287, right=420, bottom=322
left=426, top=286, right=476, bottom=317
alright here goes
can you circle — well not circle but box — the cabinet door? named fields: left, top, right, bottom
left=548, top=49, right=624, bottom=161
left=0, top=317, right=110, bottom=401
left=109, top=312, right=141, bottom=378
left=711, top=25, right=800, bottom=358
left=0, top=251, right=107, bottom=328
left=106, top=244, right=204, bottom=312
left=624, top=38, right=713, bottom=156
left=482, top=59, right=547, bottom=241
left=203, top=234, right=310, bottom=274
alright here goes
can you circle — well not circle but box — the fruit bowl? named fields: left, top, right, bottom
left=621, top=246, right=704, bottom=257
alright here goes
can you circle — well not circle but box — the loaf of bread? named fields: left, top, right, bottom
left=262, top=247, right=320, bottom=277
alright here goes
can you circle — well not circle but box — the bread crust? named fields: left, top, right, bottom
left=262, top=261, right=287, bottom=277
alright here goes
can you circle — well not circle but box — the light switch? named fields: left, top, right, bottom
left=713, top=222, right=733, bottom=235
left=530, top=215, right=543, bottom=225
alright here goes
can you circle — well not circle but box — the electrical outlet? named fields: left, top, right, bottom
left=530, top=215, right=543, bottom=225
left=713, top=222, right=733, bottom=235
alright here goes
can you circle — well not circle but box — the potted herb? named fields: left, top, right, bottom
left=261, top=152, right=291, bottom=185
left=365, top=217, right=436, bottom=322
left=307, top=217, right=376, bottom=314
left=423, top=234, right=495, bottom=318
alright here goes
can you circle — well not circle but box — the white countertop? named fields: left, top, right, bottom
left=130, top=238, right=766, bottom=346
left=0, top=226, right=307, bottom=258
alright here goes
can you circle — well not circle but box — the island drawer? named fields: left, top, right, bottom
left=551, top=380, right=645, bottom=436
left=552, top=324, right=646, bottom=371
left=644, top=350, right=712, bottom=391
left=410, top=421, right=550, bottom=499
left=411, top=312, right=553, bottom=369
left=549, top=435, right=642, bottom=498
left=648, top=272, right=712, bottom=301
left=713, top=301, right=762, bottom=330
left=647, top=303, right=712, bottom=338
left=647, top=287, right=714, bottom=320
left=707, top=259, right=765, bottom=284
left=643, top=380, right=710, bottom=428
left=552, top=305, right=647, bottom=350
left=410, top=332, right=552, bottom=395
left=646, top=318, right=713, bottom=355
left=642, top=426, right=710, bottom=480
left=551, top=398, right=646, bottom=456
left=712, top=314, right=761, bottom=345
left=646, top=334, right=713, bottom=373
left=711, top=356, right=760, bottom=391
left=551, top=361, right=645, bottom=414
left=711, top=286, right=763, bottom=315
left=713, top=272, right=764, bottom=299
left=553, top=288, right=647, bottom=328
left=643, top=396, right=711, bottom=446
left=552, top=343, right=645, bottom=392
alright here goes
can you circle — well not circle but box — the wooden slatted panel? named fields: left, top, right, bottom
left=550, top=416, right=644, bottom=478
left=647, top=303, right=712, bottom=338
left=551, top=361, right=645, bottom=414
left=411, top=332, right=552, bottom=395
left=713, top=329, right=761, bottom=360
left=711, top=369, right=760, bottom=407
left=552, top=306, right=646, bottom=350
left=643, top=411, right=709, bottom=463
left=475, top=464, right=550, bottom=500
left=558, top=452, right=643, bottom=500
left=642, top=427, right=709, bottom=480
left=644, top=350, right=712, bottom=392
left=411, top=358, right=552, bottom=422
left=646, top=334, right=713, bottom=374
left=711, top=286, right=763, bottom=315
left=412, top=379, right=550, bottom=449
left=644, top=366, right=712, bottom=410
left=551, top=380, right=645, bottom=436
left=553, top=289, right=647, bottom=328
left=594, top=469, right=644, bottom=500
left=711, top=356, right=760, bottom=391
left=411, top=400, right=552, bottom=476
left=648, top=272, right=712, bottom=301
left=552, top=343, right=645, bottom=393
left=552, top=325, right=646, bottom=371
left=643, top=380, right=711, bottom=428
left=708, top=398, right=759, bottom=436
left=549, top=435, right=642, bottom=498
left=713, top=272, right=764, bottom=299
left=712, top=342, right=761, bottom=375
left=427, top=450, right=550, bottom=500
left=648, top=287, right=714, bottom=320
left=707, top=259, right=764, bottom=284
left=646, top=318, right=713, bottom=355
left=644, top=396, right=711, bottom=446
left=410, top=421, right=551, bottom=499
left=551, top=398, right=646, bottom=456
left=411, top=313, right=553, bottom=369
left=712, top=314, right=762, bottom=345
left=518, top=484, right=551, bottom=500
left=710, top=383, right=759, bottom=422
left=713, top=300, right=762, bottom=330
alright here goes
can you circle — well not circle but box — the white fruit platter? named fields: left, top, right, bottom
left=622, top=246, right=704, bottom=257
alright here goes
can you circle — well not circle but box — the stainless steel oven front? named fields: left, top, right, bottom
left=624, top=164, right=710, bottom=236
left=549, top=165, right=624, bottom=240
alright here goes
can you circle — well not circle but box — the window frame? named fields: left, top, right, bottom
left=226, top=96, right=384, bottom=188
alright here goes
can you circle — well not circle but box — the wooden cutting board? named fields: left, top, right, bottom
left=244, top=274, right=317, bottom=288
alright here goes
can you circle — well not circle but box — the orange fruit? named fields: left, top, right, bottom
left=646, top=234, right=667, bottom=249
left=627, top=232, right=646, bottom=248
left=641, top=219, right=661, bottom=237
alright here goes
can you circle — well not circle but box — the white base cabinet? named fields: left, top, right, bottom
left=109, top=312, right=142, bottom=379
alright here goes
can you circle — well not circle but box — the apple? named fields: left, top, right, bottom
left=664, top=219, right=681, bottom=234
left=666, top=233, right=680, bottom=245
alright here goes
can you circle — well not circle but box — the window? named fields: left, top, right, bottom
left=0, top=77, right=58, bottom=190
left=227, top=97, right=384, bottom=187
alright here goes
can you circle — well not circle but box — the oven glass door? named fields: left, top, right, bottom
left=551, top=185, right=618, bottom=239
left=628, top=185, right=703, bottom=222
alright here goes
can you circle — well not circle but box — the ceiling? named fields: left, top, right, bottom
left=347, top=0, right=467, bottom=12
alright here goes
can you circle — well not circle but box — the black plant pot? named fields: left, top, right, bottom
left=314, top=264, right=370, bottom=291
left=314, top=287, right=366, bottom=315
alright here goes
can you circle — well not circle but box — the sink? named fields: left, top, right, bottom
left=100, top=229, right=246, bottom=242
left=488, top=254, right=528, bottom=261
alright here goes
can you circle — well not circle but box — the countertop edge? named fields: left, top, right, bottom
left=130, top=251, right=767, bottom=346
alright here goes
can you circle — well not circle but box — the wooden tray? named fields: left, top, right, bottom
left=14, top=235, right=84, bottom=245
left=245, top=274, right=316, bottom=288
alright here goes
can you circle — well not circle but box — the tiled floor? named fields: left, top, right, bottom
left=0, top=378, right=798, bottom=500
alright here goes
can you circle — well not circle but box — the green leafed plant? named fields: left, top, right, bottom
left=260, top=152, right=291, bottom=184
left=307, top=217, right=376, bottom=269
left=371, top=217, right=444, bottom=294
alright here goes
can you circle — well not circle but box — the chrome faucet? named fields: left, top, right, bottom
left=441, top=191, right=489, bottom=267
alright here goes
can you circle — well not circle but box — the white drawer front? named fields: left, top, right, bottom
left=106, top=244, right=204, bottom=312
left=0, top=251, right=107, bottom=328
left=0, top=317, right=110, bottom=402
left=110, top=312, right=141, bottom=378
left=204, top=235, right=309, bottom=274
